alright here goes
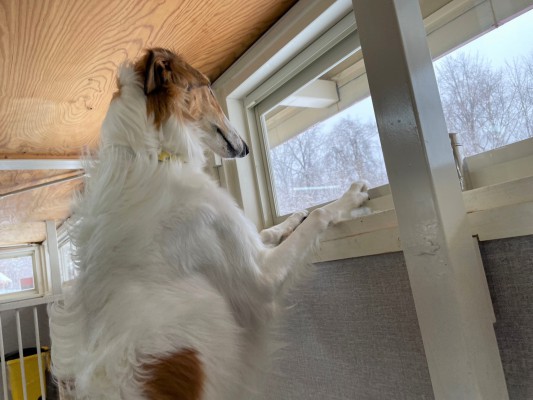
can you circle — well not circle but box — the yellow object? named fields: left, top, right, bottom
left=158, top=149, right=186, bottom=164
left=6, top=349, right=49, bottom=400
left=158, top=150, right=178, bottom=162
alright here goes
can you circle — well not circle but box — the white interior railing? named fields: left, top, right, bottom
left=0, top=295, right=61, bottom=400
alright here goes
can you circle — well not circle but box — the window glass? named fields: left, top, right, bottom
left=0, top=255, right=35, bottom=295
left=59, top=240, right=78, bottom=284
left=263, top=43, right=388, bottom=216
left=434, top=9, right=533, bottom=157
left=266, top=93, right=386, bottom=215
left=262, top=9, right=533, bottom=216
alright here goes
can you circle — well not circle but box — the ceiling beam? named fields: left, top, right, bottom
left=0, top=173, right=85, bottom=200
left=0, top=159, right=84, bottom=170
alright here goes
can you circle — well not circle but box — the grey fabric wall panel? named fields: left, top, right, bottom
left=480, top=235, right=533, bottom=400
left=260, top=252, right=434, bottom=400
left=261, top=235, right=533, bottom=399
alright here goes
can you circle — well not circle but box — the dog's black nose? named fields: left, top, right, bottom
left=239, top=142, right=249, bottom=157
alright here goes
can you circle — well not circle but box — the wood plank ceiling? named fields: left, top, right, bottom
left=0, top=0, right=297, bottom=246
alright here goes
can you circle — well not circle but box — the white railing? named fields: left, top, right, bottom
left=0, top=295, right=62, bottom=400
left=0, top=312, right=8, bottom=400
left=0, top=220, right=67, bottom=399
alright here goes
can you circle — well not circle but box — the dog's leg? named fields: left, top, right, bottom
left=260, top=210, right=308, bottom=246
left=260, top=182, right=368, bottom=289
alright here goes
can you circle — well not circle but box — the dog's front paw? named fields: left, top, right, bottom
left=289, top=210, right=309, bottom=224
left=260, top=210, right=309, bottom=246
left=278, top=210, right=309, bottom=242
left=341, top=180, right=370, bottom=209
left=325, top=181, right=369, bottom=224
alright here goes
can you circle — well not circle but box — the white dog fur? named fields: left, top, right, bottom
left=49, top=48, right=369, bottom=400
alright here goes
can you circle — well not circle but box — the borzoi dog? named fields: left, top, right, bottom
left=49, top=48, right=369, bottom=400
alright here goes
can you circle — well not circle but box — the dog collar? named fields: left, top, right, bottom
left=158, top=150, right=179, bottom=162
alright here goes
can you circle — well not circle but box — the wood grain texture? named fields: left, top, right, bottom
left=0, top=178, right=82, bottom=244
left=0, top=178, right=81, bottom=223
left=0, top=0, right=296, bottom=244
left=0, top=222, right=47, bottom=245
left=0, top=0, right=297, bottom=157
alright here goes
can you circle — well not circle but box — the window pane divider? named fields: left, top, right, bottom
left=45, top=221, right=62, bottom=295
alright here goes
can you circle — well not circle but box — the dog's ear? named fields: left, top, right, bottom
left=144, top=49, right=172, bottom=95
left=183, top=66, right=210, bottom=89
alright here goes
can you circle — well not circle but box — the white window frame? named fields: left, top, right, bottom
left=212, top=0, right=533, bottom=263
left=213, top=0, right=355, bottom=229
left=252, top=23, right=362, bottom=222
left=0, top=228, right=64, bottom=310
left=56, top=223, right=78, bottom=285
left=0, top=245, right=46, bottom=303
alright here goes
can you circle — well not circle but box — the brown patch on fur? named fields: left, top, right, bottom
left=142, top=348, right=205, bottom=400
left=134, top=48, right=211, bottom=128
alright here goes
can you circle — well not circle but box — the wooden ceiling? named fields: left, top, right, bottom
left=0, top=0, right=297, bottom=246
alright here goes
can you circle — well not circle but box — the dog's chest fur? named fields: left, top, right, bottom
left=57, top=153, right=271, bottom=399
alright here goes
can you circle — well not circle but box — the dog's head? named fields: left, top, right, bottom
left=110, top=48, right=248, bottom=160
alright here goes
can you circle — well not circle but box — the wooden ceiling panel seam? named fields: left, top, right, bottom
left=0, top=178, right=82, bottom=225
left=0, top=172, right=85, bottom=199
left=0, top=169, right=83, bottom=194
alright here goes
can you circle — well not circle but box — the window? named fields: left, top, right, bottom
left=252, top=11, right=389, bottom=218
left=0, top=247, right=43, bottom=299
left=213, top=0, right=533, bottom=261
left=0, top=231, right=78, bottom=303
left=58, top=239, right=77, bottom=284
left=59, top=240, right=77, bottom=283
left=255, top=6, right=533, bottom=217
left=56, top=225, right=78, bottom=285
left=263, top=74, right=386, bottom=216
left=434, top=8, right=533, bottom=158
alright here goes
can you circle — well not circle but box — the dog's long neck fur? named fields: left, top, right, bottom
left=70, top=65, right=214, bottom=312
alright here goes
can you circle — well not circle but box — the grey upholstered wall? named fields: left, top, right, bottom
left=260, top=235, right=533, bottom=400
left=480, top=235, right=533, bottom=399
left=260, top=252, right=434, bottom=400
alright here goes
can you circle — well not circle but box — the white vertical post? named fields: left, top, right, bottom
left=350, top=1, right=508, bottom=399
left=46, top=220, right=63, bottom=295
left=33, top=307, right=46, bottom=400
left=15, top=311, right=28, bottom=400
left=0, top=314, right=8, bottom=400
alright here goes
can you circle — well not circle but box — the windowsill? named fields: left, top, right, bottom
left=314, top=175, right=533, bottom=262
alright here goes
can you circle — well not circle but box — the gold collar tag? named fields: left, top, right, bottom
left=158, top=150, right=178, bottom=162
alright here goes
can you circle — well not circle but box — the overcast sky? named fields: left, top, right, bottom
left=435, top=7, right=533, bottom=69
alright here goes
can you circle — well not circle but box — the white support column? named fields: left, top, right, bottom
left=350, top=1, right=508, bottom=399
left=45, top=220, right=63, bottom=295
